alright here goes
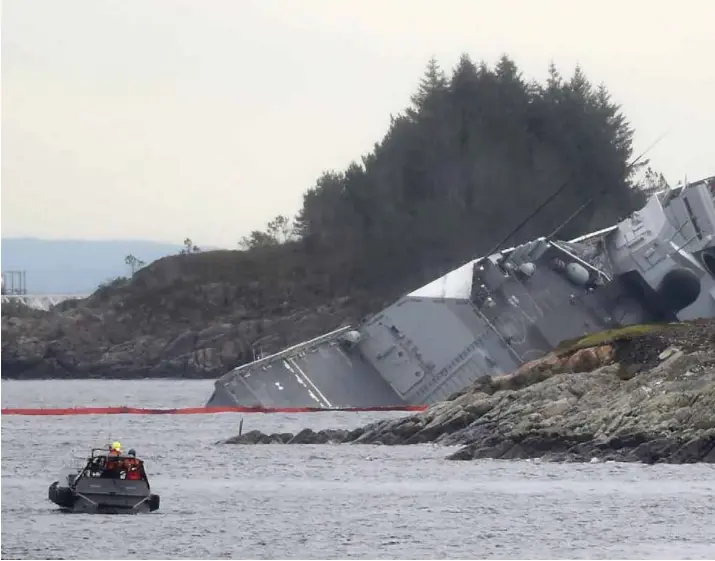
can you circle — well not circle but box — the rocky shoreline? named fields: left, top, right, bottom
left=0, top=250, right=386, bottom=380
left=220, top=320, right=715, bottom=465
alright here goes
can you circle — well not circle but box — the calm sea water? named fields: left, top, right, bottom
left=2, top=379, right=715, bottom=560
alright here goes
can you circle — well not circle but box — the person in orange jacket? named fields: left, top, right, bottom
left=105, top=441, right=123, bottom=472
left=124, top=449, right=143, bottom=480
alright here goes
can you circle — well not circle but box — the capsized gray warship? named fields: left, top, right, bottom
left=207, top=175, right=715, bottom=409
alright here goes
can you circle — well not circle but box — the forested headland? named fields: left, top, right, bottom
left=241, top=54, right=648, bottom=296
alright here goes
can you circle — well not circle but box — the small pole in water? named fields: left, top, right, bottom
left=239, top=417, right=244, bottom=436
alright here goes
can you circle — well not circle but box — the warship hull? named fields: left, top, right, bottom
left=208, top=175, right=715, bottom=409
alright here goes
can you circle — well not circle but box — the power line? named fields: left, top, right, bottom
left=486, top=131, right=668, bottom=256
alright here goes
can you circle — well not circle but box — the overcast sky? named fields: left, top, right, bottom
left=2, top=0, right=713, bottom=248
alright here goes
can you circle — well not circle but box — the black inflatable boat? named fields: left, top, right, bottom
left=48, top=447, right=160, bottom=514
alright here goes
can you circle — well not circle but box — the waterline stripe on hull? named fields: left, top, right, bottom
left=1, top=405, right=428, bottom=416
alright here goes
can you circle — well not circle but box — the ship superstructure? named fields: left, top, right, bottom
left=207, top=175, right=715, bottom=409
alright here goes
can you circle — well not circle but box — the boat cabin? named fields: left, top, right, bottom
left=79, top=448, right=148, bottom=481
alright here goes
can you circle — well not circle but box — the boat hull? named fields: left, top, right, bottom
left=48, top=480, right=160, bottom=514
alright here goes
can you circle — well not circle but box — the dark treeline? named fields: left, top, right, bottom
left=242, top=54, right=650, bottom=297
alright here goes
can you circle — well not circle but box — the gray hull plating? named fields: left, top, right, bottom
left=207, top=327, right=404, bottom=408
left=208, top=175, right=715, bottom=408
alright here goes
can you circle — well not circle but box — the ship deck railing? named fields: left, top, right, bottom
left=225, top=325, right=354, bottom=379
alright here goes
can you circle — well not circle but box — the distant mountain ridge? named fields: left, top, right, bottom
left=1, top=238, right=186, bottom=294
